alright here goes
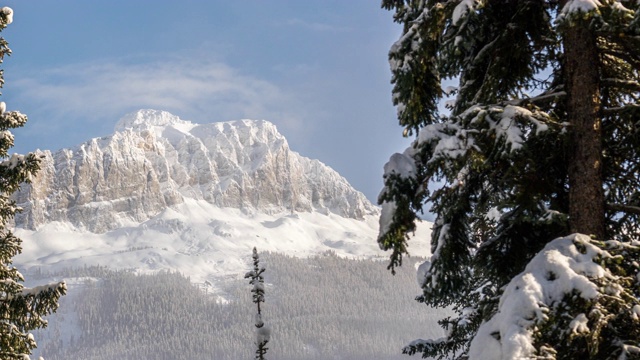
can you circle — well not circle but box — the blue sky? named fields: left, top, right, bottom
left=1, top=1, right=409, bottom=204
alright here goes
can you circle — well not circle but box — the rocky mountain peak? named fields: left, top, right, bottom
left=14, top=110, right=378, bottom=233
left=114, top=109, right=187, bottom=132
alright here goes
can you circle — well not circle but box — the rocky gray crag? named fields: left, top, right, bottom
left=14, top=110, right=377, bottom=233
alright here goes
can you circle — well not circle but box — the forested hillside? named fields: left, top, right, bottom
left=30, top=252, right=445, bottom=359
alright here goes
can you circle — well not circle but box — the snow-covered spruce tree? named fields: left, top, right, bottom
left=0, top=6, right=66, bottom=359
left=378, top=0, right=640, bottom=358
left=245, top=247, right=270, bottom=359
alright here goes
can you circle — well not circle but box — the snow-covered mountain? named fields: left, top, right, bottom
left=14, top=109, right=376, bottom=233
left=12, top=110, right=431, bottom=283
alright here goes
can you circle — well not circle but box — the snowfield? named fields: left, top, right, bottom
left=16, top=196, right=433, bottom=286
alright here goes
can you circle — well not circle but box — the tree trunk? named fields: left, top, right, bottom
left=562, top=11, right=605, bottom=239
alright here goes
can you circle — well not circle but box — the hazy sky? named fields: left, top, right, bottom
left=1, top=1, right=410, bottom=204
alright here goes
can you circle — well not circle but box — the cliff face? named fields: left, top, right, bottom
left=13, top=110, right=377, bottom=233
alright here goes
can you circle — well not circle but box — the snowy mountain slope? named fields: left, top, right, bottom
left=15, top=199, right=431, bottom=284
left=12, top=110, right=432, bottom=283
left=14, top=109, right=377, bottom=233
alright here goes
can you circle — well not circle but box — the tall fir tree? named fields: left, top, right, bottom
left=378, top=0, right=640, bottom=358
left=245, top=247, right=270, bottom=360
left=0, top=6, right=66, bottom=359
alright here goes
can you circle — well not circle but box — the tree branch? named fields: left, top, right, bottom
left=607, top=203, right=640, bottom=215
left=602, top=103, right=640, bottom=115
left=505, top=90, right=566, bottom=106
left=601, top=78, right=640, bottom=92
left=600, top=47, right=640, bottom=72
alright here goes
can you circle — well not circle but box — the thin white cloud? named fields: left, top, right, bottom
left=11, top=57, right=306, bottom=134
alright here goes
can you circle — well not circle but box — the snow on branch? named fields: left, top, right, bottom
left=468, top=234, right=640, bottom=359
left=403, top=337, right=448, bottom=356
left=377, top=145, right=425, bottom=273
left=416, top=122, right=479, bottom=161
left=505, top=90, right=567, bottom=106
left=452, top=0, right=479, bottom=25
left=389, top=7, right=429, bottom=75
left=21, top=282, right=67, bottom=297
left=456, top=104, right=551, bottom=154
left=0, top=7, right=12, bottom=27
left=0, top=111, right=28, bottom=131
left=379, top=151, right=418, bottom=239
left=560, top=0, right=602, bottom=18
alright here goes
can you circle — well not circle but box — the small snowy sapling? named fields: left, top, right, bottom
left=245, top=247, right=270, bottom=360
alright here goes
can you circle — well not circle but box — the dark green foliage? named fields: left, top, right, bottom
left=379, top=0, right=640, bottom=358
left=0, top=6, right=66, bottom=359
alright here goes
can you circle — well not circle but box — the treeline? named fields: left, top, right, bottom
left=31, top=252, right=445, bottom=359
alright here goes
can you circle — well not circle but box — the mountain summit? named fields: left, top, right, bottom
left=114, top=109, right=185, bottom=131
left=14, top=110, right=377, bottom=233
left=12, top=110, right=430, bottom=283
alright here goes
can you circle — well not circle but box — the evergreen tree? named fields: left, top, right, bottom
left=245, top=247, right=270, bottom=360
left=0, top=6, right=66, bottom=359
left=378, top=0, right=640, bottom=358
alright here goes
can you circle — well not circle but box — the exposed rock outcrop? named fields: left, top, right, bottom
left=14, top=110, right=377, bottom=233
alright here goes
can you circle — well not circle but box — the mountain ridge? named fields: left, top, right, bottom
left=11, top=110, right=432, bottom=283
left=14, top=109, right=377, bottom=233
